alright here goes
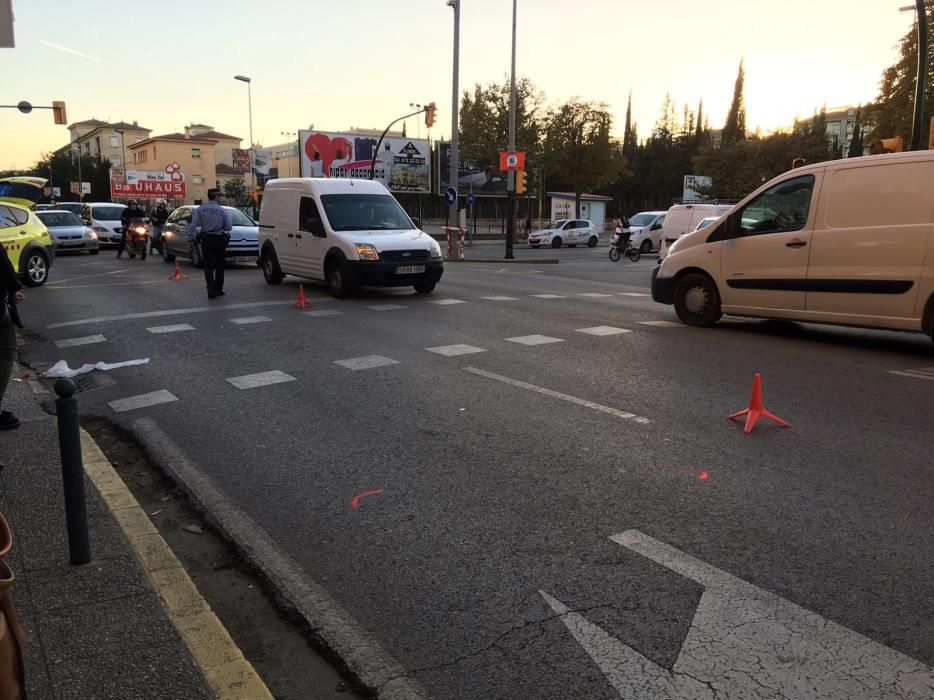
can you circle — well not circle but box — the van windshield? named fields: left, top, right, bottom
left=320, top=194, right=414, bottom=232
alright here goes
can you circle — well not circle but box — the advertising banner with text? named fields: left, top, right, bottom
left=110, top=167, right=186, bottom=200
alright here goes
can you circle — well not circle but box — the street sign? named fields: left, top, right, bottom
left=52, top=187, right=61, bottom=198
left=43, top=187, right=51, bottom=197
left=466, top=193, right=475, bottom=206
left=444, top=186, right=457, bottom=206
left=69, top=182, right=80, bottom=194
left=81, top=182, right=91, bottom=194
left=499, top=151, right=526, bottom=171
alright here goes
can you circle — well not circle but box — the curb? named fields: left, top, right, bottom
left=79, top=428, right=273, bottom=700
left=128, top=417, right=428, bottom=700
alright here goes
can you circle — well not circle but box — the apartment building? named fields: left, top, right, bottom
left=67, top=119, right=152, bottom=167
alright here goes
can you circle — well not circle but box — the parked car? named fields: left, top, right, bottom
left=160, top=205, right=259, bottom=267
left=528, top=219, right=600, bottom=248
left=652, top=150, right=934, bottom=343
left=626, top=211, right=668, bottom=253
left=35, top=211, right=99, bottom=254
left=658, top=203, right=733, bottom=260
left=259, top=177, right=443, bottom=297
left=80, top=203, right=127, bottom=247
left=0, top=176, right=55, bottom=286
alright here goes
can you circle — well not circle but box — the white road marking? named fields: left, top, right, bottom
left=425, top=344, right=487, bottom=357
left=54, top=334, right=107, bottom=349
left=505, top=334, right=564, bottom=346
left=618, top=292, right=651, bottom=297
left=428, top=298, right=467, bottom=305
left=147, top=324, right=195, bottom=334
left=541, top=529, right=934, bottom=699
left=638, top=320, right=682, bottom=328
left=576, top=326, right=632, bottom=336
left=889, top=367, right=934, bottom=381
left=366, top=304, right=406, bottom=312
left=225, top=370, right=297, bottom=390
left=530, top=294, right=565, bottom=299
left=334, top=355, right=400, bottom=370
left=463, top=367, right=650, bottom=425
left=480, top=296, right=518, bottom=301
left=578, top=293, right=613, bottom=298
left=46, top=300, right=298, bottom=329
left=303, top=309, right=343, bottom=317
left=108, top=390, right=179, bottom=413
left=46, top=269, right=131, bottom=285
left=229, top=315, right=273, bottom=325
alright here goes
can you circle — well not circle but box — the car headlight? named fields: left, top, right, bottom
left=85, top=228, right=98, bottom=240
left=355, top=243, right=380, bottom=261
left=429, top=240, right=442, bottom=259
left=93, top=226, right=108, bottom=234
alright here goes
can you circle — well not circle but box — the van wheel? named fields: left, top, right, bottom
left=21, top=250, right=49, bottom=287
left=674, top=273, right=722, bottom=327
left=587, top=236, right=598, bottom=248
left=413, top=280, right=436, bottom=294
left=551, top=237, right=562, bottom=249
left=326, top=260, right=352, bottom=298
left=640, top=240, right=652, bottom=253
left=261, top=250, right=285, bottom=285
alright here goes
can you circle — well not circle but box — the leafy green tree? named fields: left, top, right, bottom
left=28, top=151, right=112, bottom=202
left=223, top=178, right=248, bottom=206
left=721, top=59, right=747, bottom=146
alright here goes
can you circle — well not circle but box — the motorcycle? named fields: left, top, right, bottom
left=125, top=218, right=151, bottom=260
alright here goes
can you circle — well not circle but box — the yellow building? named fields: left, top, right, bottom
left=128, top=131, right=218, bottom=204
left=67, top=119, right=152, bottom=168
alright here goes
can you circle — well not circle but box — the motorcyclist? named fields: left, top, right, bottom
left=613, top=215, right=631, bottom=253
left=149, top=199, right=169, bottom=254
left=117, top=199, right=148, bottom=259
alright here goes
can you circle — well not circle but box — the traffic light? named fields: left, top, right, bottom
left=52, top=100, right=67, bottom=125
left=515, top=170, right=527, bottom=195
left=791, top=157, right=805, bottom=169
left=424, top=102, right=437, bottom=128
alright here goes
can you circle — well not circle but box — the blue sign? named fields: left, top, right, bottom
left=466, top=193, right=475, bottom=206
left=444, top=186, right=457, bottom=206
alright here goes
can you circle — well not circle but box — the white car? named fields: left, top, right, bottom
left=626, top=211, right=668, bottom=253
left=35, top=210, right=99, bottom=254
left=80, top=202, right=127, bottom=247
left=528, top=219, right=599, bottom=248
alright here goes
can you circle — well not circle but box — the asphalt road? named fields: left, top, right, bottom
left=17, top=245, right=934, bottom=698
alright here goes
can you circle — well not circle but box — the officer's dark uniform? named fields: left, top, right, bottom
left=190, top=189, right=231, bottom=298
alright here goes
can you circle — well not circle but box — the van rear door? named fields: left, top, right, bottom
left=806, top=158, right=934, bottom=322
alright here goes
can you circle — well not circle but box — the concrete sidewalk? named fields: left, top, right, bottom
left=0, top=364, right=242, bottom=699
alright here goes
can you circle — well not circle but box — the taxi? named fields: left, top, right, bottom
left=0, top=177, right=55, bottom=286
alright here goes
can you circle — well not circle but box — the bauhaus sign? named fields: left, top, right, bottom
left=110, top=165, right=186, bottom=200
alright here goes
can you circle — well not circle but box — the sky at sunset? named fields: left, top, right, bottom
left=0, top=0, right=918, bottom=170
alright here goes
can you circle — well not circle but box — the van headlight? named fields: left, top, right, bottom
left=355, top=243, right=380, bottom=261
left=429, top=240, right=442, bottom=259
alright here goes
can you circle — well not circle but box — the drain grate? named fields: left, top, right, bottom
left=73, top=372, right=117, bottom=393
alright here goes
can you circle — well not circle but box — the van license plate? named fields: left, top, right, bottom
left=395, top=265, right=425, bottom=274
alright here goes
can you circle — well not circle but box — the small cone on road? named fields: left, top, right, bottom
left=728, top=373, right=790, bottom=434
left=290, top=284, right=311, bottom=310
left=168, top=262, right=187, bottom=281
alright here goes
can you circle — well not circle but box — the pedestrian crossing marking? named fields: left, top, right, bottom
left=638, top=320, right=682, bottom=328
left=229, top=316, right=273, bottom=325
left=505, top=335, right=565, bottom=346
left=426, top=344, right=487, bottom=357
left=147, top=324, right=195, bottom=334
left=303, top=309, right=344, bottom=317
left=366, top=304, right=407, bottom=311
left=54, top=334, right=107, bottom=349
left=108, top=389, right=179, bottom=413
left=334, top=355, right=400, bottom=370
left=428, top=299, right=467, bottom=305
left=226, top=370, right=297, bottom=389
left=577, top=326, right=632, bottom=336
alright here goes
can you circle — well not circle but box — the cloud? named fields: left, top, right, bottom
left=39, top=40, right=100, bottom=62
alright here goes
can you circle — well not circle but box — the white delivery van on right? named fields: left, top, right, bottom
left=652, top=151, right=934, bottom=343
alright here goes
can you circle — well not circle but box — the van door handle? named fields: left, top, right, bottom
left=785, top=240, right=807, bottom=248
left=295, top=234, right=302, bottom=239
left=287, top=233, right=294, bottom=238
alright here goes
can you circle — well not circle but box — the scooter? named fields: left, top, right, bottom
left=125, top=218, right=151, bottom=260
left=608, top=233, right=640, bottom=262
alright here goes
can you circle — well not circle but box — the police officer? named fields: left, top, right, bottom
left=189, top=189, right=232, bottom=299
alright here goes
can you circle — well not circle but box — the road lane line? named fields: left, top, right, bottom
left=428, top=298, right=467, bottom=305
left=638, top=320, right=682, bottom=328
left=889, top=369, right=934, bottom=381
left=425, top=344, right=487, bottom=357
left=108, top=390, right=179, bottom=413
left=618, top=292, right=651, bottom=297
left=480, top=296, right=518, bottom=301
left=147, top=324, right=195, bottom=334
left=365, top=304, right=407, bottom=311
left=576, top=326, right=632, bottom=336
left=334, top=355, right=400, bottom=370
left=46, top=300, right=300, bottom=329
left=229, top=315, right=273, bottom=325
left=463, top=367, right=650, bottom=425
left=225, top=370, right=297, bottom=390
left=530, top=294, right=565, bottom=299
left=46, top=268, right=131, bottom=285
left=505, top=334, right=564, bottom=346
left=578, top=293, right=613, bottom=298
left=54, top=334, right=107, bottom=349
left=303, top=309, right=343, bottom=318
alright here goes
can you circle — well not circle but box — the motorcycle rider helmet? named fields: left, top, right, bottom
left=156, top=198, right=167, bottom=207
left=127, top=199, right=138, bottom=206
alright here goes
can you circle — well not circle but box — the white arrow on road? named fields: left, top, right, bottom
left=541, top=530, right=934, bottom=698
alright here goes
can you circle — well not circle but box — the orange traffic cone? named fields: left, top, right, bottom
left=168, top=261, right=187, bottom=281
left=728, top=373, right=790, bottom=434
left=290, top=284, right=311, bottom=310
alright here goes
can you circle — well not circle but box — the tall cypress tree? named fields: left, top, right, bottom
left=721, top=59, right=747, bottom=146
left=695, top=99, right=704, bottom=141
left=847, top=106, right=863, bottom=158
left=623, top=92, right=636, bottom=160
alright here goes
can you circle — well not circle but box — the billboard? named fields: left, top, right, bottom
left=232, top=149, right=251, bottom=174
left=436, top=142, right=508, bottom=197
left=298, top=131, right=430, bottom=193
left=110, top=166, right=186, bottom=200
left=682, top=175, right=712, bottom=202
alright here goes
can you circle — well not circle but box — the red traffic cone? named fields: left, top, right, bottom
left=728, top=373, right=790, bottom=434
left=168, top=261, right=187, bottom=281
left=290, top=284, right=311, bottom=310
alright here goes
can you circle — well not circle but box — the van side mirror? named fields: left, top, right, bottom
left=650, top=222, right=662, bottom=231
left=412, top=217, right=422, bottom=229
left=707, top=214, right=739, bottom=242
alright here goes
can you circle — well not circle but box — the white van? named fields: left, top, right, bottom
left=80, top=202, right=127, bottom=247
left=258, top=178, right=443, bottom=297
left=626, top=211, right=667, bottom=253
left=652, top=151, right=934, bottom=342
left=657, top=203, right=733, bottom=260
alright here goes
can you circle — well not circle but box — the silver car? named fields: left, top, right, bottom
left=160, top=205, right=259, bottom=268
left=35, top=210, right=99, bottom=254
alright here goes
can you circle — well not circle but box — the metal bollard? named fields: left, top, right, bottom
left=53, top=378, right=91, bottom=565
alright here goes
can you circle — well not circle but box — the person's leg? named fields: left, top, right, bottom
left=116, top=229, right=127, bottom=258
left=214, top=238, right=227, bottom=294
left=0, top=319, right=19, bottom=429
left=201, top=239, right=216, bottom=296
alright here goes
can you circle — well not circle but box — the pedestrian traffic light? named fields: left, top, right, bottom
left=791, top=158, right=805, bottom=169
left=515, top=170, right=527, bottom=195
left=52, top=101, right=67, bottom=125
left=425, top=103, right=437, bottom=128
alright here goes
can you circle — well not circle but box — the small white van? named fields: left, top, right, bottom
left=258, top=178, right=443, bottom=297
left=652, top=151, right=934, bottom=343
left=657, top=203, right=733, bottom=260
left=625, top=211, right=667, bottom=253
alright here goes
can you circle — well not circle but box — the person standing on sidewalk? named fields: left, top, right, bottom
left=0, top=244, right=24, bottom=431
left=188, top=189, right=231, bottom=299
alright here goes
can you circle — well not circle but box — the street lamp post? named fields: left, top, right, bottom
left=71, top=148, right=82, bottom=202
left=900, top=2, right=929, bottom=151
left=115, top=127, right=128, bottom=199
left=505, top=0, right=518, bottom=259
left=234, top=75, right=255, bottom=212
left=446, top=0, right=460, bottom=235
left=280, top=131, right=297, bottom=177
